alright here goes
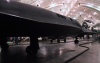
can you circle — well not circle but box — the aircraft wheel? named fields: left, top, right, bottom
left=64, top=39, right=66, bottom=43
left=50, top=39, right=53, bottom=43
left=26, top=46, right=32, bottom=55
left=26, top=46, right=38, bottom=55
left=32, top=49, right=38, bottom=54
left=1, top=43, right=9, bottom=51
left=57, top=39, right=60, bottom=43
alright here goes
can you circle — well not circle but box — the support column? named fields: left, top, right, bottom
left=74, top=37, right=79, bottom=45
left=64, top=37, right=66, bottom=43
left=57, top=37, right=60, bottom=43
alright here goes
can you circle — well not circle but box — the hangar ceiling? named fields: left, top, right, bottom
left=11, top=0, right=100, bottom=29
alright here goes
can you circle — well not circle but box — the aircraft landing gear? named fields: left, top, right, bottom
left=64, top=38, right=66, bottom=43
left=57, top=38, right=60, bottom=43
left=0, top=36, right=9, bottom=51
left=26, top=36, right=39, bottom=55
left=74, top=37, right=79, bottom=45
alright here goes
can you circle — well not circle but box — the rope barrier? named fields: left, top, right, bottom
left=64, top=41, right=93, bottom=63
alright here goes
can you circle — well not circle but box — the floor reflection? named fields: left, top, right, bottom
left=1, top=49, right=25, bottom=63
left=0, top=41, right=76, bottom=63
left=25, top=55, right=40, bottom=63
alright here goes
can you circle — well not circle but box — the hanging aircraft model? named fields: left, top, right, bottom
left=0, top=0, right=83, bottom=55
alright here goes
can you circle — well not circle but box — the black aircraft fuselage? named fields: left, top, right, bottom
left=0, top=0, right=83, bottom=54
left=0, top=0, right=82, bottom=37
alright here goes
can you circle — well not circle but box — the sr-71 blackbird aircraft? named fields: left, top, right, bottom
left=0, top=0, right=83, bottom=55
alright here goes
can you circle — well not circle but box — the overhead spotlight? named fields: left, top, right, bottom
left=96, top=20, right=99, bottom=21
left=79, top=12, right=83, bottom=14
left=70, top=13, right=72, bottom=15
left=88, top=15, right=91, bottom=18
left=77, top=5, right=80, bottom=7
left=68, top=16, right=70, bottom=17
left=74, top=6, right=77, bottom=8
left=6, top=0, right=10, bottom=2
left=84, top=9, right=86, bottom=11
left=73, top=17, right=77, bottom=19
left=49, top=3, right=57, bottom=8
left=84, top=17, right=87, bottom=20
left=93, top=12, right=97, bottom=15
left=72, top=10, right=75, bottom=12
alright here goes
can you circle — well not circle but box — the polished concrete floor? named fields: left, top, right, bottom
left=0, top=39, right=99, bottom=63
left=69, top=42, right=100, bottom=63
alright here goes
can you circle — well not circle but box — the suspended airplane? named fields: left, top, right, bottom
left=0, top=0, right=83, bottom=55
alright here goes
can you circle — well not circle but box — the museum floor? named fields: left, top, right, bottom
left=0, top=38, right=99, bottom=63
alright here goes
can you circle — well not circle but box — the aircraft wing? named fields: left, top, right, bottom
left=77, top=28, right=96, bottom=37
left=81, top=28, right=95, bottom=35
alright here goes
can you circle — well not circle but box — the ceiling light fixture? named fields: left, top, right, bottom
left=93, top=12, right=97, bottom=15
